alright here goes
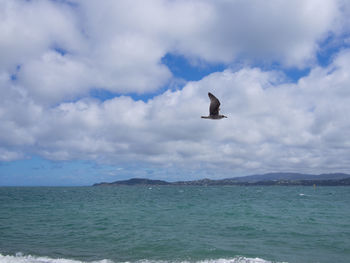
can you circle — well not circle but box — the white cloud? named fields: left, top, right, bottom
left=2, top=0, right=344, bottom=104
left=297, top=49, right=350, bottom=147
left=17, top=51, right=94, bottom=104
left=0, top=0, right=83, bottom=71
left=170, top=0, right=339, bottom=67
left=2, top=48, right=350, bottom=177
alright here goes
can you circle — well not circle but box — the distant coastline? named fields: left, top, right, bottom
left=93, top=172, right=350, bottom=186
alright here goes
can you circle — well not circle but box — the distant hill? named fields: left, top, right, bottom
left=229, top=172, right=350, bottom=182
left=93, top=172, right=350, bottom=186
left=93, top=178, right=171, bottom=186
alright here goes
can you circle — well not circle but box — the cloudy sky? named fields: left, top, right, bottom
left=1, top=0, right=350, bottom=186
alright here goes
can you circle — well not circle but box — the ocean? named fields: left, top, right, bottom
left=0, top=186, right=349, bottom=263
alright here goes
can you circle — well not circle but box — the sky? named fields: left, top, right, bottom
left=1, top=0, right=350, bottom=186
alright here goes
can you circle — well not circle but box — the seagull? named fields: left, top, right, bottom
left=201, top=92, right=227, bottom=119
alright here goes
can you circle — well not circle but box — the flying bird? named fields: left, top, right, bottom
left=201, top=92, right=227, bottom=119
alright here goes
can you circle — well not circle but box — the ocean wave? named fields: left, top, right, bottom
left=137, top=259, right=284, bottom=263
left=0, top=254, right=284, bottom=263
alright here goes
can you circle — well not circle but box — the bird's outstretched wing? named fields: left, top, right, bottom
left=208, top=92, right=220, bottom=116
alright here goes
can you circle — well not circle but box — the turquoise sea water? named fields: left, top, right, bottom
left=0, top=186, right=349, bottom=263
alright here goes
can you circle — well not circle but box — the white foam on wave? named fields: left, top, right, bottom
left=0, top=254, right=285, bottom=263
left=0, top=253, right=113, bottom=263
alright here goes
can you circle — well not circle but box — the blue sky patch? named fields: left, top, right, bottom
left=162, top=53, right=226, bottom=81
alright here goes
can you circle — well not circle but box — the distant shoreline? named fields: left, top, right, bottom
left=93, top=173, right=350, bottom=187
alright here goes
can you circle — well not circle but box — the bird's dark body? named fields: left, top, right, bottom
left=209, top=92, right=220, bottom=116
left=201, top=92, right=227, bottom=119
